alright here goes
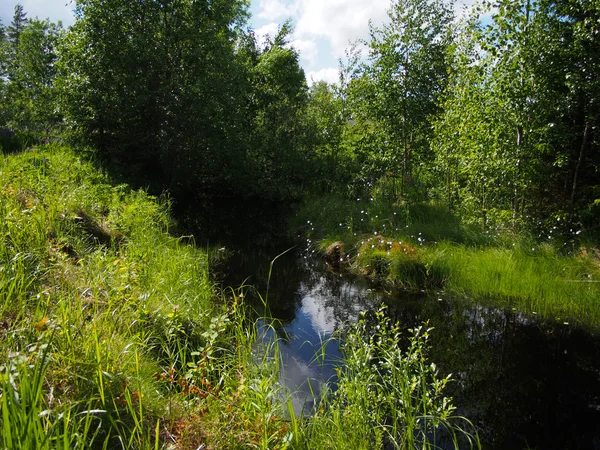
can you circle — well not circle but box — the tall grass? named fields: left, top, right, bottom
left=293, top=194, right=600, bottom=327
left=0, top=146, right=220, bottom=448
left=1, top=146, right=480, bottom=448
left=297, top=306, right=480, bottom=450
left=425, top=243, right=600, bottom=323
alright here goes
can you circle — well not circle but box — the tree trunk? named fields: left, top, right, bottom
left=514, top=126, right=523, bottom=218
left=570, top=123, right=590, bottom=206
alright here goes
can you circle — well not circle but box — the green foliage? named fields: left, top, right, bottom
left=341, top=0, right=453, bottom=200
left=7, top=4, right=28, bottom=48
left=0, top=5, right=63, bottom=142
left=300, top=306, right=480, bottom=449
left=433, top=0, right=600, bottom=228
left=241, top=22, right=316, bottom=200
left=57, top=0, right=250, bottom=195
left=305, top=81, right=354, bottom=194
left=6, top=18, right=63, bottom=137
left=55, top=2, right=320, bottom=203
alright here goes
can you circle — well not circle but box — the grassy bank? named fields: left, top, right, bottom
left=1, top=147, right=478, bottom=448
left=292, top=194, right=600, bottom=327
left=1, top=145, right=224, bottom=448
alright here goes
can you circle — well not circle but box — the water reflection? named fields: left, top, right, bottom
left=196, top=198, right=600, bottom=449
left=227, top=248, right=600, bottom=449
left=248, top=256, right=381, bottom=415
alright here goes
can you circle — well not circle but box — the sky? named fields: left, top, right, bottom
left=1, top=0, right=474, bottom=86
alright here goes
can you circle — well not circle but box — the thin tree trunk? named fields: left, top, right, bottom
left=402, top=128, right=407, bottom=197
left=570, top=123, right=590, bottom=206
left=514, top=126, right=523, bottom=219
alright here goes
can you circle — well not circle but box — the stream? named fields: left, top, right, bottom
left=187, top=199, right=600, bottom=450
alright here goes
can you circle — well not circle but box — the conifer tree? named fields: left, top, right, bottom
left=8, top=4, right=28, bottom=51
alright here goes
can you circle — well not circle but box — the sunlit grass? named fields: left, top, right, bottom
left=0, top=146, right=232, bottom=448
left=1, top=146, right=482, bottom=448
left=293, top=194, right=600, bottom=327
left=426, top=243, right=600, bottom=324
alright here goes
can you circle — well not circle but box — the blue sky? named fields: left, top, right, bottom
left=1, top=0, right=474, bottom=85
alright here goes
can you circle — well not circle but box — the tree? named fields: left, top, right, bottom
left=58, top=0, right=250, bottom=196
left=7, top=4, right=27, bottom=65
left=433, top=0, right=600, bottom=229
left=306, top=81, right=352, bottom=193
left=344, top=0, right=453, bottom=200
left=5, top=18, right=62, bottom=136
left=242, top=21, right=315, bottom=199
left=0, top=19, right=8, bottom=129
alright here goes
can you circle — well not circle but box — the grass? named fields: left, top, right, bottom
left=297, top=306, right=480, bottom=450
left=292, top=193, right=600, bottom=327
left=0, top=146, right=263, bottom=448
left=0, top=145, right=220, bottom=448
left=1, top=146, right=480, bottom=448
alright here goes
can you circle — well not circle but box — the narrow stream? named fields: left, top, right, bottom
left=187, top=200, right=600, bottom=449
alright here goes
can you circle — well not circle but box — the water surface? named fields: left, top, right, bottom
left=189, top=200, right=600, bottom=449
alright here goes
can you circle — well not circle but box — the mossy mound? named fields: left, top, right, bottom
left=325, top=241, right=346, bottom=271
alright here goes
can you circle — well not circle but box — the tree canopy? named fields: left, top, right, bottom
left=0, top=0, right=597, bottom=235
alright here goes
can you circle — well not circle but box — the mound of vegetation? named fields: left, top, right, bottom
left=295, top=194, right=600, bottom=327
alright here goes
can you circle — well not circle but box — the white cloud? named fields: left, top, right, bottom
left=254, top=0, right=392, bottom=59
left=252, top=0, right=482, bottom=76
left=306, top=67, right=340, bottom=86
left=290, top=38, right=318, bottom=65
left=255, top=22, right=280, bottom=46
left=256, top=0, right=296, bottom=21
left=295, top=0, right=390, bottom=58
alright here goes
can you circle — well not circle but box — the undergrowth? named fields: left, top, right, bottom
left=1, top=147, right=480, bottom=448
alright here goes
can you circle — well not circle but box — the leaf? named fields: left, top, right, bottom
left=35, top=317, right=49, bottom=332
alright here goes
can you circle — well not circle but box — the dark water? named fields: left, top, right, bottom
left=188, top=200, right=600, bottom=450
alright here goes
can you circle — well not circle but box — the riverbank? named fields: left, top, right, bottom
left=292, top=194, right=600, bottom=328
left=1, top=147, right=478, bottom=449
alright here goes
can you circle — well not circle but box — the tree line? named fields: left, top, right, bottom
left=0, top=0, right=598, bottom=234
